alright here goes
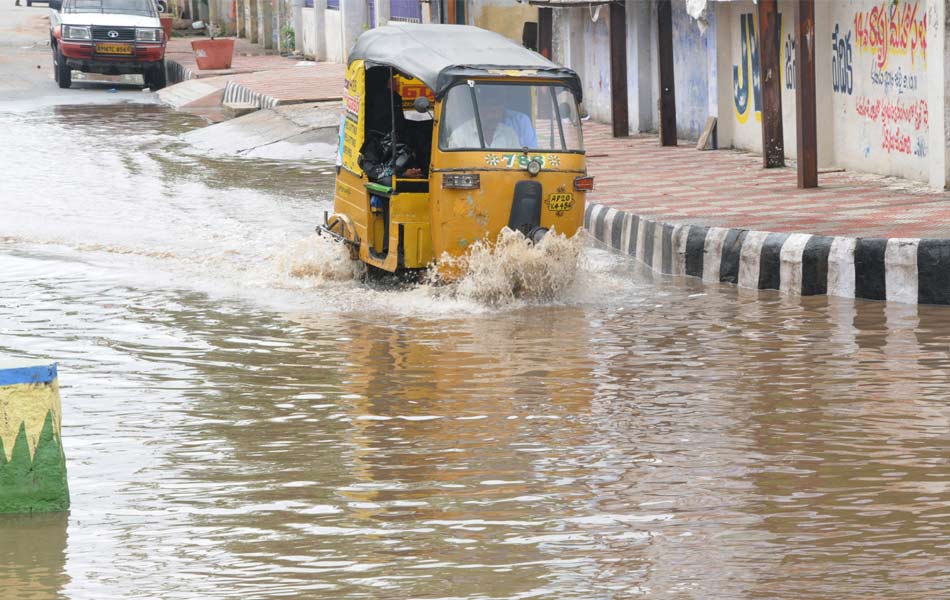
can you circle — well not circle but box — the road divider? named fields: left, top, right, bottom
left=0, top=361, right=69, bottom=514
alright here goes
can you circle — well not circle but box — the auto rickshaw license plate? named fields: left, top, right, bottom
left=547, top=193, right=574, bottom=212
left=96, top=43, right=134, bottom=55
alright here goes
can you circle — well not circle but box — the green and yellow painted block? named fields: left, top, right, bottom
left=0, top=361, right=69, bottom=514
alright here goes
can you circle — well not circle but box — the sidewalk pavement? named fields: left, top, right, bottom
left=583, top=122, right=950, bottom=305
left=584, top=124, right=950, bottom=239
left=164, top=37, right=300, bottom=81
left=160, top=37, right=344, bottom=112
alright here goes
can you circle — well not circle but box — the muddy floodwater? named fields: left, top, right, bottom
left=1, top=104, right=948, bottom=599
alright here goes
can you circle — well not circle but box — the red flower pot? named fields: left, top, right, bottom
left=159, top=16, right=173, bottom=41
left=191, top=38, right=235, bottom=70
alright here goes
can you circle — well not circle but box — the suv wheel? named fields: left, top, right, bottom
left=147, top=61, right=167, bottom=91
left=54, top=45, right=71, bottom=89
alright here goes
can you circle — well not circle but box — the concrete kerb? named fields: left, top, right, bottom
left=585, top=202, right=950, bottom=306
left=165, top=59, right=194, bottom=86
left=222, top=79, right=280, bottom=110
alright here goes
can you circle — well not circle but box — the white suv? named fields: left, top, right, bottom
left=50, top=0, right=167, bottom=90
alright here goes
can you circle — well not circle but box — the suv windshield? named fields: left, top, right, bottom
left=65, top=0, right=157, bottom=16
left=439, top=82, right=584, bottom=153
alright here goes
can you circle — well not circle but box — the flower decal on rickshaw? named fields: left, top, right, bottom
left=485, top=153, right=501, bottom=167
left=547, top=154, right=561, bottom=168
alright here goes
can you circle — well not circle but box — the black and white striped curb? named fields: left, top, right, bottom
left=166, top=60, right=194, bottom=85
left=222, top=80, right=280, bottom=110
left=585, top=202, right=950, bottom=305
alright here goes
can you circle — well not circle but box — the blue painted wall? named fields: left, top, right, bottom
left=671, top=0, right=711, bottom=140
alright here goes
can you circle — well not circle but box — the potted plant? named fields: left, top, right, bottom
left=190, top=22, right=235, bottom=70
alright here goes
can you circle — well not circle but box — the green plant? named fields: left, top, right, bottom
left=281, top=24, right=295, bottom=50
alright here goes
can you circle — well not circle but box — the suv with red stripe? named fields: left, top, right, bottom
left=50, top=0, right=167, bottom=90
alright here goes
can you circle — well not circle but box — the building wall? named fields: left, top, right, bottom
left=470, top=0, right=537, bottom=44
left=325, top=7, right=343, bottom=63
left=551, top=1, right=709, bottom=139
left=301, top=6, right=316, bottom=58
left=551, top=6, right=612, bottom=124
left=716, top=0, right=805, bottom=161
left=717, top=0, right=933, bottom=182
left=829, top=0, right=931, bottom=181
left=671, top=0, right=710, bottom=140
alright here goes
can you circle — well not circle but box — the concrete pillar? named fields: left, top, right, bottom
left=928, top=0, right=948, bottom=190
left=626, top=0, right=655, bottom=133
left=261, top=0, right=274, bottom=49
left=236, top=0, right=245, bottom=37
left=248, top=0, right=258, bottom=43
left=422, top=0, right=434, bottom=23
left=314, top=0, right=327, bottom=61
left=0, top=361, right=69, bottom=514
left=292, top=0, right=305, bottom=52
left=340, top=0, right=367, bottom=62
left=376, top=0, right=390, bottom=27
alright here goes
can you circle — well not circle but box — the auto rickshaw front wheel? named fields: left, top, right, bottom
left=316, top=212, right=360, bottom=260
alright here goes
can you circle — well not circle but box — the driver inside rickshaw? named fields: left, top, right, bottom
left=446, top=86, right=538, bottom=150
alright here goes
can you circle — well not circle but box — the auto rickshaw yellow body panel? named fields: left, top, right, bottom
left=429, top=150, right=586, bottom=263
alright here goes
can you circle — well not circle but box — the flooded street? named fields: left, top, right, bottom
left=2, top=98, right=949, bottom=599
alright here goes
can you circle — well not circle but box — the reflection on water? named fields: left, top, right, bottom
left=1, top=105, right=948, bottom=599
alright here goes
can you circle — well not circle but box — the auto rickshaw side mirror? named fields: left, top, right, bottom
left=413, top=96, right=431, bottom=114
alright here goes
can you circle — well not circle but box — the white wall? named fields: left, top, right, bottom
left=301, top=7, right=316, bottom=59
left=325, top=8, right=343, bottom=64
left=829, top=0, right=931, bottom=181
left=551, top=6, right=612, bottom=124
left=716, top=0, right=939, bottom=182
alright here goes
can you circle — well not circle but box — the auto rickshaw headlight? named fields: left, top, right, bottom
left=443, top=174, right=481, bottom=189
left=526, top=159, right=543, bottom=177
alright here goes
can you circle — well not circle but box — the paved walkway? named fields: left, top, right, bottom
left=165, top=37, right=300, bottom=79
left=584, top=123, right=950, bottom=239
left=161, top=37, right=344, bottom=110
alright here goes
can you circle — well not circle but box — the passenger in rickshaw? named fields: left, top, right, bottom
left=446, top=85, right=538, bottom=149
left=359, top=68, right=428, bottom=184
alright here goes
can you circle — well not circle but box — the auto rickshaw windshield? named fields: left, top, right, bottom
left=439, top=82, right=584, bottom=153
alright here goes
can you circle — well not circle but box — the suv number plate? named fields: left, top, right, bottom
left=96, top=43, right=134, bottom=55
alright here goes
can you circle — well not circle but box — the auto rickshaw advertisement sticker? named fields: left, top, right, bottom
left=341, top=60, right=365, bottom=175
left=394, top=75, right=435, bottom=110
left=486, top=153, right=561, bottom=169
left=547, top=193, right=574, bottom=212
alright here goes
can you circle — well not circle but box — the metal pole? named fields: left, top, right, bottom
left=794, top=0, right=818, bottom=188
left=758, top=0, right=785, bottom=167
left=609, top=1, right=629, bottom=138
left=657, top=0, right=676, bottom=146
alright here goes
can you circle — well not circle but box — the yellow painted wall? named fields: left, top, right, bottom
left=472, top=1, right=538, bottom=45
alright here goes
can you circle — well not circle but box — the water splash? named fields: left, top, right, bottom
left=273, top=234, right=364, bottom=285
left=431, top=228, right=583, bottom=306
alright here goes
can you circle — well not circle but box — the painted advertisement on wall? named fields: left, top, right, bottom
left=723, top=0, right=799, bottom=158
left=722, top=0, right=931, bottom=181
left=831, top=0, right=929, bottom=180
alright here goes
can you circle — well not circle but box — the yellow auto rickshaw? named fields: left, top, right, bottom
left=319, top=23, right=591, bottom=277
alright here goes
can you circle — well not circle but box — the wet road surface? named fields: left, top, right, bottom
left=2, top=16, right=949, bottom=599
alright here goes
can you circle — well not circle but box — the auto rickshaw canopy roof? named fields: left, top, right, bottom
left=349, top=23, right=583, bottom=102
